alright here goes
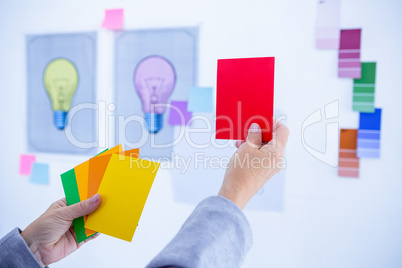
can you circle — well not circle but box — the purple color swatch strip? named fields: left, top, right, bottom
left=338, top=29, right=362, bottom=78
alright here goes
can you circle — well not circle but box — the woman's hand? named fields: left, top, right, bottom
left=21, top=194, right=101, bottom=267
left=218, top=120, right=289, bottom=209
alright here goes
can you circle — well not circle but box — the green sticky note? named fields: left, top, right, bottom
left=353, top=62, right=376, bottom=113
left=61, top=168, right=96, bottom=243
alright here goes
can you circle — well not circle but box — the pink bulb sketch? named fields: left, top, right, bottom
left=133, top=56, right=176, bottom=133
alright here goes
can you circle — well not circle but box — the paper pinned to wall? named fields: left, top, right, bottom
left=216, top=57, right=274, bottom=142
left=357, top=108, right=382, bottom=158
left=19, top=154, right=36, bottom=175
left=338, top=29, right=362, bottom=78
left=353, top=62, right=376, bottom=113
left=168, top=101, right=192, bottom=125
left=101, top=9, right=124, bottom=30
left=338, top=129, right=359, bottom=178
left=85, top=154, right=160, bottom=242
left=171, top=110, right=286, bottom=212
left=188, top=87, right=213, bottom=113
left=315, top=0, right=341, bottom=49
left=29, top=163, right=49, bottom=184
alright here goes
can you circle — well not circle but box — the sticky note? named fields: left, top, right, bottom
left=85, top=147, right=139, bottom=236
left=19, top=155, right=36, bottom=175
left=216, top=57, right=274, bottom=142
left=60, top=169, right=96, bottom=243
left=188, top=87, right=213, bottom=113
left=353, top=62, right=376, bottom=113
left=168, top=101, right=192, bottom=125
left=315, top=0, right=341, bottom=49
left=338, top=29, right=362, bottom=78
left=29, top=163, right=49, bottom=184
left=85, top=154, right=160, bottom=242
left=338, top=129, right=359, bottom=178
left=101, top=9, right=124, bottom=30
left=357, top=108, right=382, bottom=158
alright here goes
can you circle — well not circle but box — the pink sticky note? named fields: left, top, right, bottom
left=101, top=9, right=124, bottom=30
left=168, top=101, right=192, bottom=125
left=19, top=155, right=36, bottom=175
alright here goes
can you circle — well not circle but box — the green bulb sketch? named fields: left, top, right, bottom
left=43, top=58, right=78, bottom=130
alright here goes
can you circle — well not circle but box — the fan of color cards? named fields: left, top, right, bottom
left=61, top=145, right=160, bottom=243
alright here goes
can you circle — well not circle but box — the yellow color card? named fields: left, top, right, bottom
left=85, top=154, right=159, bottom=242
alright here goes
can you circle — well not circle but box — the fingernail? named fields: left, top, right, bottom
left=90, top=193, right=100, bottom=203
left=249, top=123, right=260, bottom=133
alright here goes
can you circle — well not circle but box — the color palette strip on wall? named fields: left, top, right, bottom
left=353, top=62, right=376, bottom=112
left=315, top=0, right=341, bottom=49
left=338, top=129, right=359, bottom=178
left=357, top=108, right=382, bottom=158
left=338, top=29, right=362, bottom=78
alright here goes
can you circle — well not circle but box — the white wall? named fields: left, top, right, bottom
left=1, top=0, right=402, bottom=267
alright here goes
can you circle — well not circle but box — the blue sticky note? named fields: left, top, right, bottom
left=29, top=163, right=49, bottom=185
left=357, top=108, right=382, bottom=158
left=187, top=87, right=213, bottom=113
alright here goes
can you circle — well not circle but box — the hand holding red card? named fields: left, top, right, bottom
left=216, top=57, right=275, bottom=142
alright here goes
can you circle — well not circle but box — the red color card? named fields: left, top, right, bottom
left=338, top=29, right=362, bottom=78
left=216, top=57, right=274, bottom=142
left=338, top=129, right=359, bottom=178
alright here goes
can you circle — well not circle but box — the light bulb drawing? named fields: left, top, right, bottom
left=43, top=58, right=78, bottom=130
left=133, top=56, right=176, bottom=133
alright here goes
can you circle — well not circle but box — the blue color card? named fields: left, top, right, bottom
left=29, top=163, right=49, bottom=185
left=357, top=108, right=382, bottom=158
left=114, top=28, right=198, bottom=160
left=187, top=87, right=213, bottom=113
left=26, top=33, right=97, bottom=155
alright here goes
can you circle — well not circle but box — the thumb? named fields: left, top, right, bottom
left=63, top=194, right=101, bottom=220
left=246, top=123, right=262, bottom=148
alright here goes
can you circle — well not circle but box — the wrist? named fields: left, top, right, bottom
left=218, top=188, right=249, bottom=210
left=21, top=228, right=45, bottom=267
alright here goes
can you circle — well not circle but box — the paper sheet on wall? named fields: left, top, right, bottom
left=101, top=9, right=124, bottom=30
left=26, top=33, right=97, bottom=154
left=353, top=62, right=376, bottom=113
left=19, top=155, right=36, bottom=175
left=315, top=0, right=341, bottom=49
left=338, top=129, right=359, bottom=178
left=114, top=28, right=198, bottom=160
left=188, top=87, right=213, bottom=113
left=338, top=29, right=362, bottom=78
left=29, top=163, right=49, bottom=184
left=168, top=101, right=192, bottom=125
left=171, top=111, right=286, bottom=212
left=357, top=108, right=382, bottom=158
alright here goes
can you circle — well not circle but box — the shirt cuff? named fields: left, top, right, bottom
left=0, top=227, right=43, bottom=268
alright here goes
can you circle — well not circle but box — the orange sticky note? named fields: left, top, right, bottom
left=85, top=148, right=139, bottom=235
left=85, top=154, right=159, bottom=242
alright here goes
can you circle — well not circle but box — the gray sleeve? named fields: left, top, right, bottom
left=147, top=196, right=253, bottom=268
left=0, top=228, right=43, bottom=268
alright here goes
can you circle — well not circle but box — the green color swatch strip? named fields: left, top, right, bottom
left=353, top=62, right=376, bottom=113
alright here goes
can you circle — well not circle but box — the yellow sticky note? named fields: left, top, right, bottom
left=85, top=154, right=159, bottom=242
